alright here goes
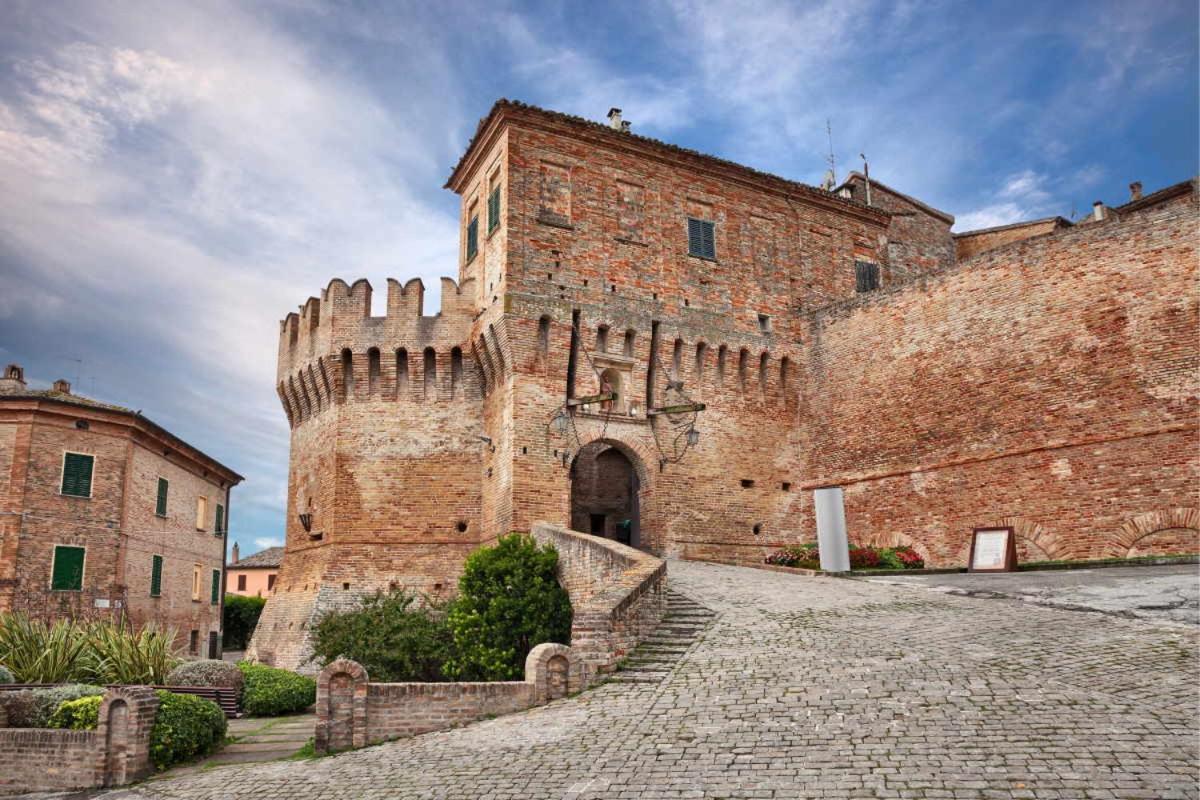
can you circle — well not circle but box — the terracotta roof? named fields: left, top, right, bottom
left=234, top=546, right=283, bottom=569
left=445, top=99, right=888, bottom=224
left=1114, top=177, right=1196, bottom=214
left=835, top=172, right=955, bottom=224
left=953, top=216, right=1072, bottom=238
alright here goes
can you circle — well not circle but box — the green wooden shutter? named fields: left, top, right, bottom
left=211, top=569, right=221, bottom=604
left=701, top=221, right=715, bottom=258
left=215, top=504, right=225, bottom=534
left=467, top=217, right=479, bottom=260
left=51, top=545, right=85, bottom=590
left=488, top=187, right=501, bottom=233
left=156, top=478, right=169, bottom=516
left=61, top=453, right=94, bottom=497
left=150, top=555, right=163, bottom=597
left=687, top=218, right=702, bottom=256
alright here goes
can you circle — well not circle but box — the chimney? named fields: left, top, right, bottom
left=0, top=364, right=26, bottom=391
left=1129, top=181, right=1143, bottom=201
left=607, top=107, right=630, bottom=132
left=1092, top=201, right=1106, bottom=222
left=53, top=379, right=71, bottom=394
left=231, top=542, right=239, bottom=564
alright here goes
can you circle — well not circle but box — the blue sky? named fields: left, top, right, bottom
left=1, top=0, right=1196, bottom=558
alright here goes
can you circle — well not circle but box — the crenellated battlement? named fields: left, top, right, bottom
left=276, top=276, right=482, bottom=428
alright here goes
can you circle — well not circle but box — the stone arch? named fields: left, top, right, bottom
left=568, top=434, right=656, bottom=551
left=525, top=642, right=581, bottom=703
left=96, top=686, right=157, bottom=787
left=1118, top=508, right=1199, bottom=557
left=998, top=516, right=1061, bottom=562
left=316, top=658, right=369, bottom=754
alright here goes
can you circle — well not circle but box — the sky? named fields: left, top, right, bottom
left=1, top=0, right=1196, bottom=558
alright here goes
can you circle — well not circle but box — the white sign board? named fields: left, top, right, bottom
left=971, top=528, right=1012, bottom=571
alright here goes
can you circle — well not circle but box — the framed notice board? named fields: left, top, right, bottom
left=969, top=526, right=1018, bottom=572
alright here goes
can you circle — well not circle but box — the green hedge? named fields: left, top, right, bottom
left=47, top=690, right=226, bottom=771
left=223, top=594, right=267, bottom=650
left=0, top=683, right=105, bottom=728
left=310, top=590, right=453, bottom=682
left=238, top=662, right=315, bottom=716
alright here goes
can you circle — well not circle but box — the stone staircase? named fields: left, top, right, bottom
left=610, top=590, right=716, bottom=684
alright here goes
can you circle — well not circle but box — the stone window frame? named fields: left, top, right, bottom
left=195, top=495, right=209, bottom=532
left=59, top=450, right=95, bottom=499
left=191, top=563, right=203, bottom=602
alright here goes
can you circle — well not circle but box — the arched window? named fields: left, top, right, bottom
left=423, top=348, right=437, bottom=399
left=367, top=348, right=381, bottom=396
left=695, top=342, right=707, bottom=381
left=596, top=325, right=609, bottom=353
left=395, top=348, right=409, bottom=398
left=451, top=347, right=463, bottom=398
left=759, top=351, right=770, bottom=390
left=717, top=345, right=727, bottom=383
left=623, top=329, right=636, bottom=358
left=738, top=348, right=749, bottom=391
left=340, top=349, right=353, bottom=401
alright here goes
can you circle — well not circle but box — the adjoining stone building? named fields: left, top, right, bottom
left=250, top=99, right=1198, bottom=671
left=0, top=366, right=242, bottom=656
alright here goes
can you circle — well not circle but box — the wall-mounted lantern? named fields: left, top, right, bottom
left=298, top=512, right=313, bottom=533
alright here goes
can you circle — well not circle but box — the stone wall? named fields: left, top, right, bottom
left=953, top=217, right=1069, bottom=261
left=0, top=687, right=158, bottom=796
left=315, top=644, right=582, bottom=753
left=799, top=193, right=1199, bottom=565
left=531, top=521, right=666, bottom=678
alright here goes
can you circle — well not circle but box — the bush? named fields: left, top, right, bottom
left=444, top=534, right=572, bottom=682
left=848, top=547, right=882, bottom=569
left=0, top=613, right=181, bottom=684
left=894, top=546, right=925, bottom=569
left=876, top=548, right=905, bottom=570
left=149, top=690, right=227, bottom=770
left=0, top=683, right=105, bottom=728
left=223, top=594, right=267, bottom=651
left=238, top=663, right=315, bottom=716
left=0, top=664, right=12, bottom=684
left=310, top=589, right=453, bottom=682
left=85, top=622, right=180, bottom=685
left=48, top=694, right=102, bottom=730
left=166, top=659, right=245, bottom=696
left=764, top=545, right=821, bottom=570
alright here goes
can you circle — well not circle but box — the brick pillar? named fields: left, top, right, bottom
left=316, top=659, right=369, bottom=754
left=96, top=686, right=159, bottom=787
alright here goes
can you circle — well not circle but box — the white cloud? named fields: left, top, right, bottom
left=253, top=537, right=283, bottom=550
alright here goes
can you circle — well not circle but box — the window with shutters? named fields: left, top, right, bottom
left=855, top=260, right=881, bottom=293
left=237, top=574, right=247, bottom=591
left=267, top=574, right=277, bottom=591
left=466, top=215, right=479, bottom=262
left=195, top=496, right=208, bottom=531
left=687, top=218, right=716, bottom=259
left=60, top=452, right=94, bottom=498
left=487, top=184, right=501, bottom=234
left=215, top=503, right=225, bottom=534
left=51, top=545, right=85, bottom=591
left=155, top=478, right=168, bottom=517
left=150, top=555, right=163, bottom=597
left=211, top=569, right=221, bottom=604
left=192, top=564, right=202, bottom=601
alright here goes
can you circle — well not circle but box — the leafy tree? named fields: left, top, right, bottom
left=444, top=534, right=572, bottom=681
left=222, top=594, right=266, bottom=650
left=309, top=590, right=453, bottom=682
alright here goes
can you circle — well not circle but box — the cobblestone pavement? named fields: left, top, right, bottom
left=106, top=560, right=1199, bottom=800
left=861, top=564, right=1200, bottom=626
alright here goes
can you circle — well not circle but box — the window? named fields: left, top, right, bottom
left=855, top=260, right=881, bottom=293
left=211, top=569, right=221, bottom=605
left=267, top=574, right=277, bottom=591
left=488, top=185, right=501, bottom=233
left=687, top=218, right=716, bottom=259
left=189, top=630, right=199, bottom=655
left=237, top=574, right=247, bottom=592
left=150, top=554, right=163, bottom=597
left=758, top=313, right=771, bottom=333
left=215, top=503, right=225, bottom=534
left=51, top=545, right=85, bottom=591
left=155, top=477, right=168, bottom=517
left=192, top=564, right=202, bottom=601
left=195, top=496, right=208, bottom=531
left=466, top=215, right=479, bottom=262
left=60, top=452, right=94, bottom=498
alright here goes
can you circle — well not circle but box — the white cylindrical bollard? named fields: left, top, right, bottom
left=814, top=487, right=850, bottom=572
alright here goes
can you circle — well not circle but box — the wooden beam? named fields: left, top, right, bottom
left=648, top=402, right=707, bottom=416
left=566, top=392, right=617, bottom=407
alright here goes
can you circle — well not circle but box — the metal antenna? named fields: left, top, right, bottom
left=860, top=153, right=872, bottom=206
left=825, top=118, right=836, bottom=185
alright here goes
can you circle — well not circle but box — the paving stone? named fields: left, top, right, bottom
left=101, top=561, right=1199, bottom=800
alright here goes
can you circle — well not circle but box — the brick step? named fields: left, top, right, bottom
left=609, top=671, right=671, bottom=683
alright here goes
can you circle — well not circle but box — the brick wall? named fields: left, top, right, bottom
left=798, top=195, right=1199, bottom=564
left=954, top=217, right=1068, bottom=261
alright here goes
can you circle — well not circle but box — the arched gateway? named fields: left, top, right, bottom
left=569, top=439, right=650, bottom=550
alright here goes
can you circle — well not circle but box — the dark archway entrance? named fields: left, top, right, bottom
left=569, top=441, right=640, bottom=548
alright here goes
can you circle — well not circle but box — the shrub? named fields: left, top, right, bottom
left=444, top=534, right=572, bottom=682
left=149, top=690, right=227, bottom=769
left=48, top=694, right=102, bottom=730
left=238, top=663, right=315, bottom=716
left=84, top=622, right=180, bottom=685
left=165, top=659, right=245, bottom=695
left=894, top=546, right=925, bottom=569
left=764, top=546, right=820, bottom=570
left=310, top=589, right=453, bottom=682
left=848, top=547, right=881, bottom=569
left=223, top=594, right=267, bottom=651
left=876, top=548, right=905, bottom=570
left=0, top=614, right=90, bottom=683
left=0, top=664, right=12, bottom=684
left=0, top=683, right=105, bottom=728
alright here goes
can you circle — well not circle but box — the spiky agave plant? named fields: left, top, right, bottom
left=84, top=619, right=182, bottom=685
left=0, top=612, right=90, bottom=683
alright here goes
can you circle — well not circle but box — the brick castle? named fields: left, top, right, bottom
left=249, top=100, right=1198, bottom=670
